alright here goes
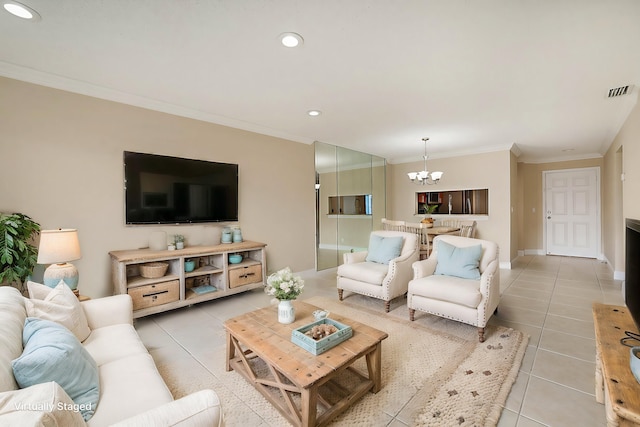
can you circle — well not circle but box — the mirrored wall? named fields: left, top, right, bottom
left=315, top=142, right=386, bottom=270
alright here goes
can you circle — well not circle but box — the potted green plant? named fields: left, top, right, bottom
left=0, top=213, right=41, bottom=294
left=174, top=234, right=185, bottom=249
left=421, top=204, right=439, bottom=226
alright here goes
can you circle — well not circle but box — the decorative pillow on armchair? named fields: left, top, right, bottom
left=11, top=318, right=100, bottom=421
left=25, top=281, right=91, bottom=342
left=365, top=234, right=404, bottom=264
left=434, top=240, right=482, bottom=279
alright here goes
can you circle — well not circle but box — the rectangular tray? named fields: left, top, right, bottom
left=291, top=318, right=353, bottom=355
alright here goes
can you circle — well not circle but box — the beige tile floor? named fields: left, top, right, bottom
left=135, top=255, right=623, bottom=426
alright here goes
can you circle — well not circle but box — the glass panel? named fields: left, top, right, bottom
left=337, top=146, right=373, bottom=263
left=315, top=142, right=338, bottom=270
left=315, top=142, right=386, bottom=270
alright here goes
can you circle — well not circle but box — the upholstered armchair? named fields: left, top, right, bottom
left=337, top=230, right=419, bottom=312
left=407, top=235, right=500, bottom=342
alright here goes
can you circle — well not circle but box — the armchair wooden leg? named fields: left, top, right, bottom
left=409, top=308, right=415, bottom=321
left=478, top=327, right=485, bottom=343
left=384, top=301, right=390, bottom=313
left=338, top=289, right=343, bottom=301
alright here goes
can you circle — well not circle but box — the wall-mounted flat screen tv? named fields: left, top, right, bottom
left=124, top=151, right=238, bottom=224
left=626, top=218, right=640, bottom=330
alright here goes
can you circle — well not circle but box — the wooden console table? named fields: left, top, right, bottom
left=593, top=303, right=640, bottom=426
left=110, top=241, right=266, bottom=318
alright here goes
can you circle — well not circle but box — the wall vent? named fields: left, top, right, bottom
left=608, top=85, right=632, bottom=98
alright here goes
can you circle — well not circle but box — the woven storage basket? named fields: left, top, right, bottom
left=140, top=262, right=169, bottom=278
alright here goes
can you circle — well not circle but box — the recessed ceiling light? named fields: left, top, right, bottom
left=3, top=1, right=40, bottom=21
left=307, top=110, right=322, bottom=117
left=279, top=32, right=304, bottom=48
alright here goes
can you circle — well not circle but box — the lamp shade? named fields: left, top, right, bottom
left=430, top=171, right=444, bottom=181
left=37, top=229, right=81, bottom=264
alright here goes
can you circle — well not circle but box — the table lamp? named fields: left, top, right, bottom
left=37, top=229, right=81, bottom=292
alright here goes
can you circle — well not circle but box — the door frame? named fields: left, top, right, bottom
left=542, top=166, right=602, bottom=259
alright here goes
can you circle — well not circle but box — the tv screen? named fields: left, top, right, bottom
left=124, top=151, right=238, bottom=224
left=626, top=218, right=640, bottom=329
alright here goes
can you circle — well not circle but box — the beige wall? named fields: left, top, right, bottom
left=388, top=150, right=514, bottom=266
left=517, top=158, right=603, bottom=254
left=0, top=77, right=316, bottom=298
left=603, top=98, right=640, bottom=275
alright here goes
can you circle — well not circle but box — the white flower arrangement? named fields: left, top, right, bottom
left=264, top=267, right=304, bottom=301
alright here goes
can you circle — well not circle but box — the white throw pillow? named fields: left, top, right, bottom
left=0, top=381, right=86, bottom=426
left=25, top=281, right=91, bottom=342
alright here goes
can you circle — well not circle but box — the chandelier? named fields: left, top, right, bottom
left=407, top=137, right=443, bottom=185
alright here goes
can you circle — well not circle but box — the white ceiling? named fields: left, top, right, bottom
left=1, top=0, right=639, bottom=164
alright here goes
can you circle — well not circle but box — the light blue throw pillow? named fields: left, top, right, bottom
left=12, top=318, right=100, bottom=421
left=365, top=234, right=404, bottom=264
left=434, top=240, right=482, bottom=279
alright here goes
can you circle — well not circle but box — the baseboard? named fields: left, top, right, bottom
left=601, top=254, right=625, bottom=281
left=318, top=243, right=367, bottom=252
left=500, top=261, right=512, bottom=270
left=523, top=249, right=545, bottom=256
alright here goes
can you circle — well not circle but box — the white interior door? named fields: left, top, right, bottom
left=544, top=168, right=600, bottom=258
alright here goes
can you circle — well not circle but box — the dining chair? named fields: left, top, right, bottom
left=458, top=220, right=477, bottom=238
left=405, top=222, right=430, bottom=260
left=381, top=218, right=406, bottom=232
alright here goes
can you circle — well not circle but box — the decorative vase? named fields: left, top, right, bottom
left=278, top=300, right=295, bottom=324
left=232, top=228, right=243, bottom=243
left=221, top=227, right=233, bottom=244
left=176, top=241, right=184, bottom=250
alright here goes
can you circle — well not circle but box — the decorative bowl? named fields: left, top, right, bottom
left=184, top=260, right=196, bottom=272
left=229, top=254, right=243, bottom=264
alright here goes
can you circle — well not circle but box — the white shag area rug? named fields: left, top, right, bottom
left=157, top=295, right=528, bottom=426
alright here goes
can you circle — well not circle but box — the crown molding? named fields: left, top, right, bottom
left=517, top=152, right=603, bottom=164
left=0, top=61, right=315, bottom=145
left=388, top=142, right=516, bottom=164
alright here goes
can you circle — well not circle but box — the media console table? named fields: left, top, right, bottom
left=110, top=241, right=266, bottom=318
left=593, top=303, right=640, bottom=426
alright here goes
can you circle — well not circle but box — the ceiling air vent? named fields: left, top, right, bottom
left=607, top=85, right=633, bottom=98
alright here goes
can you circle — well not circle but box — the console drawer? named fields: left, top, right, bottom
left=129, top=280, right=179, bottom=310
left=229, top=264, right=262, bottom=288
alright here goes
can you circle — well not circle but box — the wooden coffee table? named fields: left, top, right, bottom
left=224, top=301, right=388, bottom=427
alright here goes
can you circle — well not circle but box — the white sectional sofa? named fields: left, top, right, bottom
left=0, top=285, right=223, bottom=426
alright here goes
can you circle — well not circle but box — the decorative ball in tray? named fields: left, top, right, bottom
left=305, top=324, right=338, bottom=340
